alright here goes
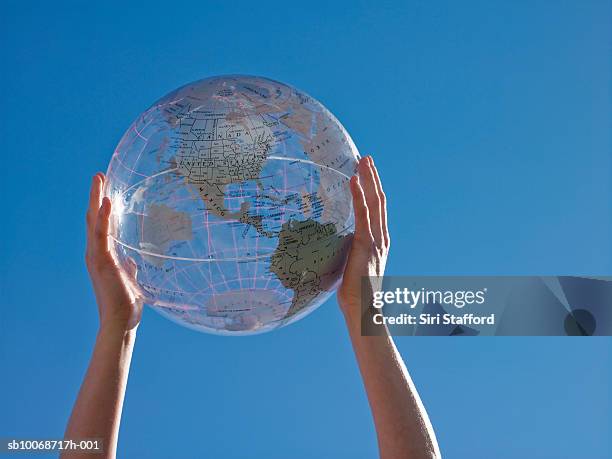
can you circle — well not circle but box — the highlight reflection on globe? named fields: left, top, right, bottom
left=105, top=75, right=358, bottom=335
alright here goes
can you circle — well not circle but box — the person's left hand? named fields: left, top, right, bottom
left=85, top=173, right=142, bottom=333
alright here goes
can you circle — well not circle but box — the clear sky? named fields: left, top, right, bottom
left=1, top=1, right=610, bottom=458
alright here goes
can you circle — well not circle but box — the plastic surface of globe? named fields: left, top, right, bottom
left=105, top=75, right=358, bottom=335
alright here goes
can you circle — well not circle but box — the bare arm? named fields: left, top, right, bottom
left=62, top=173, right=142, bottom=459
left=338, top=157, right=441, bottom=459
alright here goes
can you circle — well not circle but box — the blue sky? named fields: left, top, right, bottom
left=1, top=1, right=610, bottom=458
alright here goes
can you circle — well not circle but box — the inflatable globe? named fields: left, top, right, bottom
left=105, top=75, right=358, bottom=335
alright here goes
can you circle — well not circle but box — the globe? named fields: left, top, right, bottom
left=105, top=75, right=358, bottom=335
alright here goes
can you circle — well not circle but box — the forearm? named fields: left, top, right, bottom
left=62, top=326, right=136, bottom=459
left=343, top=308, right=440, bottom=459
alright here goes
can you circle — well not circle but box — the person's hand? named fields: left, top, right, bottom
left=338, top=156, right=390, bottom=321
left=85, top=173, right=142, bottom=333
left=337, top=158, right=441, bottom=459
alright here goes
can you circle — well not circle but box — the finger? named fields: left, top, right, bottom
left=123, top=257, right=140, bottom=294
left=93, top=197, right=112, bottom=256
left=358, top=157, right=384, bottom=247
left=350, top=175, right=373, bottom=245
left=126, top=257, right=137, bottom=278
left=87, top=173, right=105, bottom=236
left=369, top=158, right=389, bottom=248
left=125, top=257, right=139, bottom=285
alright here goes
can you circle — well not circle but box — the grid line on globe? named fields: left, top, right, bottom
left=105, top=75, right=358, bottom=335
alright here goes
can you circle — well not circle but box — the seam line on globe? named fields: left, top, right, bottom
left=108, top=156, right=355, bottom=262
left=266, top=156, right=354, bottom=180
left=110, top=223, right=355, bottom=263
left=109, top=236, right=274, bottom=262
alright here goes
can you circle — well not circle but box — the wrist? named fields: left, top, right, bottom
left=339, top=300, right=358, bottom=318
left=97, top=323, right=137, bottom=345
left=340, top=300, right=389, bottom=337
left=340, top=301, right=362, bottom=331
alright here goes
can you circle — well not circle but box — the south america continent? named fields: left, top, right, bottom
left=270, top=219, right=352, bottom=318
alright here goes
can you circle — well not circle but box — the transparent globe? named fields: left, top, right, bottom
left=105, top=75, right=358, bottom=335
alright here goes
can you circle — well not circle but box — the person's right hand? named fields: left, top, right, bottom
left=337, top=156, right=390, bottom=323
left=85, top=173, right=142, bottom=332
